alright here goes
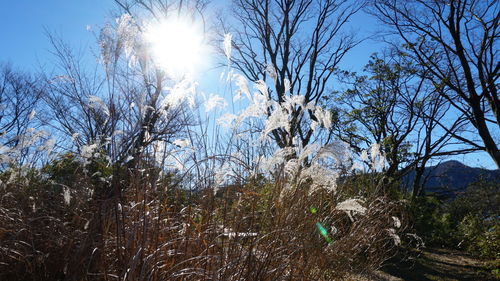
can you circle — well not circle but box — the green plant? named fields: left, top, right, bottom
left=408, top=195, right=457, bottom=247
left=458, top=217, right=500, bottom=259
left=408, top=180, right=500, bottom=259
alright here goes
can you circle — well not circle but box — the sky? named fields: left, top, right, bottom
left=0, top=0, right=496, bottom=169
left=0, top=0, right=380, bottom=71
left=0, top=0, right=114, bottom=70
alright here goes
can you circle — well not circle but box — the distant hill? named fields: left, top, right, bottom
left=402, top=160, right=500, bottom=198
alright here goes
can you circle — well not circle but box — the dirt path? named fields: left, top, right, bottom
left=378, top=248, right=499, bottom=281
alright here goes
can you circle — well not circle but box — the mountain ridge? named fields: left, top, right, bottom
left=402, top=160, right=500, bottom=198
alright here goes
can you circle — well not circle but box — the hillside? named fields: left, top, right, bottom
left=403, top=160, right=500, bottom=198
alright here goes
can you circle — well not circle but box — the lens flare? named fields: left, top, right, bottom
left=310, top=207, right=333, bottom=243
left=316, top=222, right=333, bottom=243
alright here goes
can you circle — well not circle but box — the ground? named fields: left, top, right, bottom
left=349, top=248, right=499, bottom=281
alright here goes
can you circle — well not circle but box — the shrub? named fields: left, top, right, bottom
left=408, top=195, right=456, bottom=247
left=408, top=180, right=500, bottom=259
left=457, top=215, right=500, bottom=259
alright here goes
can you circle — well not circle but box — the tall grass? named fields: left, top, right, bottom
left=0, top=155, right=406, bottom=280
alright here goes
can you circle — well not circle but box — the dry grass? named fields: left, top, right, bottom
left=0, top=163, right=406, bottom=280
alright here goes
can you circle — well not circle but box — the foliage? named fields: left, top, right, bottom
left=334, top=50, right=459, bottom=197
left=408, top=195, right=457, bottom=247
left=409, top=180, right=500, bottom=259
left=457, top=215, right=500, bottom=259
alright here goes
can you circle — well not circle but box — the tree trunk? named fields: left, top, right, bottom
left=412, top=165, right=425, bottom=198
left=470, top=96, right=500, bottom=168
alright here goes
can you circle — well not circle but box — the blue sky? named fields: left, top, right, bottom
left=0, top=0, right=496, bottom=169
left=0, top=0, right=114, bottom=70
left=0, top=0, right=380, bottom=71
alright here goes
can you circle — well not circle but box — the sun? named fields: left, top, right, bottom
left=144, top=17, right=206, bottom=79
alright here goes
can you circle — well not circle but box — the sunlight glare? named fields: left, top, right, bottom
left=144, top=17, right=206, bottom=78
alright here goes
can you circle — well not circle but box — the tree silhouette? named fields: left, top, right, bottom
left=220, top=0, right=362, bottom=149
left=372, top=0, right=500, bottom=168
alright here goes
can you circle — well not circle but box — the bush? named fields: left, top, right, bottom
left=409, top=180, right=500, bottom=259
left=457, top=215, right=500, bottom=259
left=408, top=195, right=456, bottom=247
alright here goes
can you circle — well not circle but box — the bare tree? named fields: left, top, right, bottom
left=0, top=63, right=43, bottom=168
left=219, top=0, right=362, bottom=149
left=372, top=0, right=500, bottom=168
left=42, top=17, right=193, bottom=166
left=44, top=1, right=206, bottom=279
left=42, top=35, right=118, bottom=149
left=335, top=50, right=484, bottom=195
left=335, top=51, right=458, bottom=193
